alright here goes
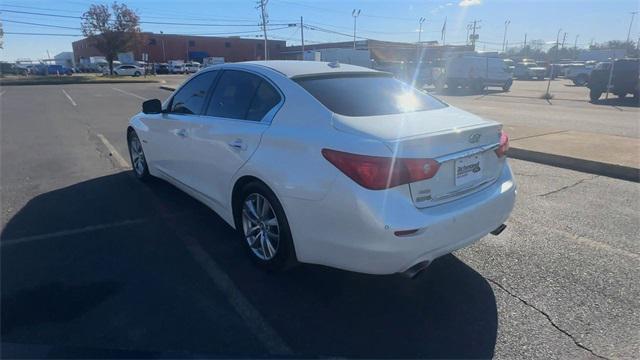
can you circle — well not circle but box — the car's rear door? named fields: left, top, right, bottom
left=188, top=69, right=283, bottom=210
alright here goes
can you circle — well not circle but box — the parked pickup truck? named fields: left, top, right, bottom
left=565, top=63, right=595, bottom=86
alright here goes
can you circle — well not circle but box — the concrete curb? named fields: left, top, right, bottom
left=158, top=84, right=639, bottom=183
left=508, top=147, right=639, bottom=183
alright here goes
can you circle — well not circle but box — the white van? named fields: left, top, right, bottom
left=439, top=55, right=513, bottom=92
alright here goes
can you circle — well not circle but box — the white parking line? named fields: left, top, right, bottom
left=61, top=89, right=77, bottom=106
left=112, top=87, right=147, bottom=101
left=97, top=133, right=130, bottom=168
left=1, top=218, right=147, bottom=247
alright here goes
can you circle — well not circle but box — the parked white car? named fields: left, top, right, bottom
left=127, top=61, right=516, bottom=276
left=107, top=64, right=144, bottom=76
left=514, top=62, right=546, bottom=80
left=185, top=62, right=201, bottom=73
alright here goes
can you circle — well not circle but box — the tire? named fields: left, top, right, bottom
left=574, top=74, right=588, bottom=86
left=127, top=131, right=151, bottom=181
left=471, top=79, right=485, bottom=93
left=134, top=71, right=141, bottom=77
left=502, top=78, right=513, bottom=92
left=113, top=71, right=118, bottom=76
left=236, top=181, right=295, bottom=271
left=589, top=88, right=602, bottom=102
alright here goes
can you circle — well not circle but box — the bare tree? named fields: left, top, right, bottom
left=81, top=2, right=140, bottom=75
left=0, top=21, right=4, bottom=49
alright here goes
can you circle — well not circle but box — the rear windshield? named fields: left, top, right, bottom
left=294, top=74, right=446, bottom=117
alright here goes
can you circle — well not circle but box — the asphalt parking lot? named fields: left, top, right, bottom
left=1, top=81, right=639, bottom=359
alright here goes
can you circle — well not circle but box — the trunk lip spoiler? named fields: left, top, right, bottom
left=434, top=142, right=500, bottom=163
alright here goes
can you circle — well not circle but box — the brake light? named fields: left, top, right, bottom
left=322, top=149, right=440, bottom=190
left=495, top=131, right=509, bottom=157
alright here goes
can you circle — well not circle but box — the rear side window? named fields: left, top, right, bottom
left=294, top=74, right=445, bottom=117
left=206, top=70, right=281, bottom=121
left=170, top=70, right=218, bottom=115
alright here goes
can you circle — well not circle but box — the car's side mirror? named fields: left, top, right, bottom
left=142, top=99, right=162, bottom=114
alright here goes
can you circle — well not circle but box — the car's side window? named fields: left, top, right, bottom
left=169, top=70, right=218, bottom=115
left=206, top=70, right=281, bottom=121
left=246, top=81, right=282, bottom=121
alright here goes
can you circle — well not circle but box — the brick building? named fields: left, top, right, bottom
left=72, top=32, right=286, bottom=64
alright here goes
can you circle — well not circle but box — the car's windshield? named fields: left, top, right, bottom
left=294, top=74, right=446, bottom=116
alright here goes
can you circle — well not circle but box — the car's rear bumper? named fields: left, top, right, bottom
left=283, top=163, right=517, bottom=275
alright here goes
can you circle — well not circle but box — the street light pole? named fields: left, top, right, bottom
left=160, top=31, right=166, bottom=62
left=574, top=34, right=579, bottom=59
left=418, top=17, right=425, bottom=43
left=545, top=28, right=562, bottom=98
left=352, top=9, right=361, bottom=49
left=502, top=20, right=510, bottom=53
left=627, top=11, right=637, bottom=43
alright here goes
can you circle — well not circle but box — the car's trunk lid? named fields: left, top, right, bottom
left=332, top=106, right=504, bottom=208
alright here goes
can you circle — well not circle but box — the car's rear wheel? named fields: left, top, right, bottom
left=237, top=182, right=295, bottom=271
left=127, top=131, right=151, bottom=181
left=574, top=74, right=588, bottom=86
left=502, top=79, right=513, bottom=92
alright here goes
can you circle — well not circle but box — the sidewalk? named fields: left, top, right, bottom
left=159, top=84, right=639, bottom=182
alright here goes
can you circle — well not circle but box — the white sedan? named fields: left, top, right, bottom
left=109, top=64, right=144, bottom=76
left=127, top=61, right=516, bottom=277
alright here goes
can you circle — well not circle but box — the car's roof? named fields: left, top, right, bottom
left=237, top=60, right=380, bottom=78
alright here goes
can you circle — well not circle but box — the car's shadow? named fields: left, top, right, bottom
left=591, top=96, right=639, bottom=108
left=2, top=172, right=498, bottom=358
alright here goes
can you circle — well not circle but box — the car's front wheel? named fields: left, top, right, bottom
left=127, top=131, right=151, bottom=181
left=237, top=182, right=295, bottom=271
left=134, top=71, right=141, bottom=77
left=589, top=88, right=603, bottom=102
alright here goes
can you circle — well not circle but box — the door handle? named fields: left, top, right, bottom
left=228, top=139, right=246, bottom=150
left=176, top=128, right=188, bottom=137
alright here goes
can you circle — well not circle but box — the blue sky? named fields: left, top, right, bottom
left=1, top=0, right=638, bottom=61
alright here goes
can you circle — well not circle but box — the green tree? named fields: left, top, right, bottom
left=81, top=2, right=140, bottom=75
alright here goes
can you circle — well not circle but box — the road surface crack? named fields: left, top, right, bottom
left=538, top=175, right=598, bottom=197
left=486, top=277, right=610, bottom=360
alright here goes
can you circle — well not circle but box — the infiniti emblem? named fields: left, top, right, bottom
left=468, top=133, right=481, bottom=143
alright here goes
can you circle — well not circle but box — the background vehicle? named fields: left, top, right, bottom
left=154, top=63, right=170, bottom=74
left=587, top=58, right=639, bottom=101
left=168, top=60, right=185, bottom=74
left=127, top=61, right=515, bottom=276
left=437, top=55, right=513, bottom=92
left=33, top=64, right=73, bottom=76
left=202, top=56, right=225, bottom=68
left=106, top=64, right=144, bottom=76
left=565, top=63, right=595, bottom=86
left=185, top=62, right=201, bottom=73
left=514, top=62, right=546, bottom=80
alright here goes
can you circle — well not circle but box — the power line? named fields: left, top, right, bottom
left=3, top=32, right=82, bottom=36
left=273, top=0, right=414, bottom=21
left=0, top=19, right=81, bottom=30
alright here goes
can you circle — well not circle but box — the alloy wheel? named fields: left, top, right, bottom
left=129, top=135, right=146, bottom=176
left=241, top=193, right=280, bottom=261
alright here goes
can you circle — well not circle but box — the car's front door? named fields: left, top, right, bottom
left=188, top=69, right=283, bottom=211
left=147, top=70, right=218, bottom=186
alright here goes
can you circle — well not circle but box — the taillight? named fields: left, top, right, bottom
left=495, top=131, right=509, bottom=158
left=321, top=149, right=440, bottom=190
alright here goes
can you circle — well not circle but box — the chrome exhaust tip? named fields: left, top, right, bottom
left=402, top=260, right=431, bottom=279
left=491, top=224, right=507, bottom=236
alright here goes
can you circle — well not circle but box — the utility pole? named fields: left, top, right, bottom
left=352, top=9, right=361, bottom=49
left=574, top=34, right=579, bottom=59
left=627, top=11, right=637, bottom=43
left=523, top=33, right=527, bottom=58
left=502, top=20, right=510, bottom=53
left=561, top=32, right=567, bottom=49
left=257, top=0, right=269, bottom=60
left=160, top=31, right=166, bottom=62
left=418, top=17, right=426, bottom=43
left=469, top=20, right=480, bottom=50
left=300, top=16, right=304, bottom=59
left=466, top=24, right=472, bottom=45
